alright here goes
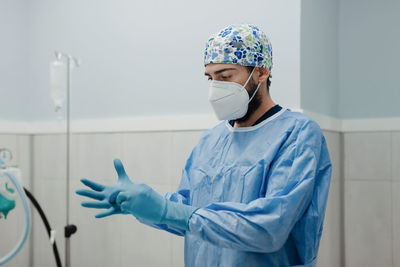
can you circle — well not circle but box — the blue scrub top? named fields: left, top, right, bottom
left=148, top=108, right=332, bottom=267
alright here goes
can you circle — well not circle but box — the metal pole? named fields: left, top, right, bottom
left=65, top=55, right=71, bottom=267
left=53, top=51, right=79, bottom=267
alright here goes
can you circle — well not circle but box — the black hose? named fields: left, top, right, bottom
left=23, top=187, right=62, bottom=267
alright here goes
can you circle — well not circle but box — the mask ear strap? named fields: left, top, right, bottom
left=248, top=82, right=261, bottom=103
left=243, top=67, right=256, bottom=88
left=244, top=67, right=260, bottom=103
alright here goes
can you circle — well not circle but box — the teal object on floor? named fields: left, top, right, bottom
left=0, top=169, right=32, bottom=265
left=0, top=191, right=15, bottom=219
left=76, top=159, right=198, bottom=230
left=0, top=181, right=16, bottom=219
left=141, top=109, right=332, bottom=267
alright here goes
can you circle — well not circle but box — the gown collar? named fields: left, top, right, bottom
left=225, top=108, right=287, bottom=132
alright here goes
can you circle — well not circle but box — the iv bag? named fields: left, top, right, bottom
left=49, top=60, right=67, bottom=112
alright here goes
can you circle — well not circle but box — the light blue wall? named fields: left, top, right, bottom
left=1, top=0, right=302, bottom=122
left=301, top=0, right=400, bottom=120
left=300, top=0, right=339, bottom=118
left=0, top=0, right=29, bottom=121
left=338, top=0, right=400, bottom=119
left=3, top=0, right=399, bottom=122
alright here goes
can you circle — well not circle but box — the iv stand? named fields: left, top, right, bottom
left=54, top=51, right=80, bottom=267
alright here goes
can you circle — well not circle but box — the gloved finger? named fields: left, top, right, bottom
left=95, top=207, right=117, bottom=218
left=80, top=178, right=105, bottom=192
left=109, top=190, right=121, bottom=205
left=113, top=158, right=130, bottom=182
left=116, top=192, right=128, bottom=206
left=81, top=201, right=111, bottom=209
left=75, top=189, right=105, bottom=200
left=120, top=201, right=130, bottom=212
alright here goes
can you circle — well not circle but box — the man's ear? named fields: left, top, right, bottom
left=257, top=67, right=270, bottom=83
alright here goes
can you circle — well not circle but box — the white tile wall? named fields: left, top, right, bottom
left=33, top=134, right=66, bottom=181
left=12, top=233, right=32, bottom=267
left=0, top=204, right=25, bottom=266
left=0, top=134, right=31, bottom=267
left=392, top=132, right=400, bottom=182
left=0, top=134, right=18, bottom=166
left=317, top=131, right=342, bottom=267
left=171, top=234, right=185, bottom=267
left=32, top=179, right=66, bottom=267
left=17, top=135, right=32, bottom=190
left=344, top=132, right=391, bottom=181
left=317, top=180, right=341, bottom=267
left=120, top=218, right=172, bottom=267
left=70, top=177, right=123, bottom=266
left=344, top=180, right=392, bottom=267
left=0, top=228, right=32, bottom=267
left=70, top=179, right=93, bottom=226
left=393, top=182, right=400, bottom=267
left=119, top=184, right=173, bottom=267
left=70, top=215, right=122, bottom=267
left=121, top=132, right=173, bottom=185
left=343, top=131, right=400, bottom=267
left=7, top=128, right=400, bottom=267
left=71, top=133, right=123, bottom=183
left=323, top=131, right=341, bottom=182
left=69, top=133, right=124, bottom=267
left=170, top=131, right=204, bottom=186
left=2, top=129, right=345, bottom=267
left=31, top=135, right=68, bottom=267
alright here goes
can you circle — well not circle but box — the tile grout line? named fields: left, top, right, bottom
left=345, top=178, right=392, bottom=182
left=29, top=134, right=34, bottom=267
left=119, top=132, right=124, bottom=267
left=391, top=132, right=394, bottom=267
left=391, top=182, right=394, bottom=267
left=339, top=132, right=346, bottom=267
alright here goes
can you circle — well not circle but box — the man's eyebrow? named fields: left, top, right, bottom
left=204, top=68, right=237, bottom=76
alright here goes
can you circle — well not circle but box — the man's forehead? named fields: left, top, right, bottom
left=204, top=63, right=242, bottom=76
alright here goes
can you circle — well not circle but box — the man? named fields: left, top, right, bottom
left=76, top=24, right=332, bottom=267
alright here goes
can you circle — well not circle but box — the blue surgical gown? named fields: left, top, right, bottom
left=142, top=109, right=332, bottom=267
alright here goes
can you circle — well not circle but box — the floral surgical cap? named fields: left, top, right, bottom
left=204, top=24, right=273, bottom=71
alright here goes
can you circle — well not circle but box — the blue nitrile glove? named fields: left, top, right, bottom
left=76, top=176, right=125, bottom=218
left=76, top=158, right=198, bottom=231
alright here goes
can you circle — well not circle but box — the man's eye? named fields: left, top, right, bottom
left=222, top=76, right=231, bottom=79
left=207, top=77, right=212, bottom=81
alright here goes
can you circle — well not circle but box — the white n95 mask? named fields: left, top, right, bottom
left=208, top=67, right=261, bottom=121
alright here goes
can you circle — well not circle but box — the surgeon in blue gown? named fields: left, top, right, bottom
left=76, top=24, right=332, bottom=267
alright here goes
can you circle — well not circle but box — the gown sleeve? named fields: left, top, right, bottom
left=187, top=121, right=332, bottom=253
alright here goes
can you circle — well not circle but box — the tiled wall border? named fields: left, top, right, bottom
left=1, top=110, right=400, bottom=134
